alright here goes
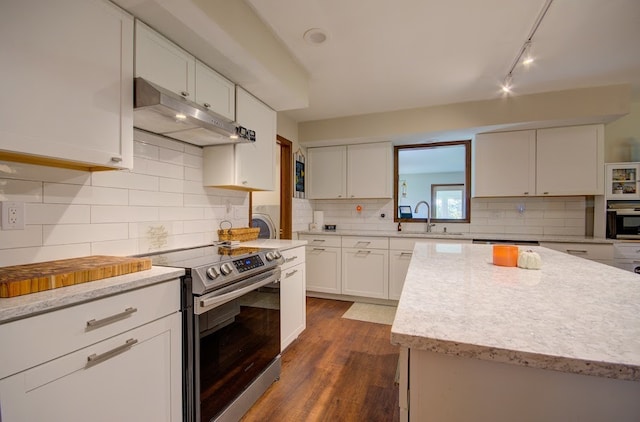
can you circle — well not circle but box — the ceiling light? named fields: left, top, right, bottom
left=303, top=28, right=329, bottom=45
left=499, top=0, right=553, bottom=93
left=522, top=42, right=534, bottom=66
left=175, top=113, right=187, bottom=120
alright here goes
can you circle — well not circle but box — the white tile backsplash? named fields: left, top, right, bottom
left=0, top=133, right=252, bottom=266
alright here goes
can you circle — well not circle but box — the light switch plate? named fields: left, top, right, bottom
left=1, top=201, right=25, bottom=230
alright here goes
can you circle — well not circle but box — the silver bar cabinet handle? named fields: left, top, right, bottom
left=285, top=269, right=298, bottom=278
left=86, top=307, right=137, bottom=331
left=285, top=256, right=298, bottom=263
left=86, top=338, right=138, bottom=368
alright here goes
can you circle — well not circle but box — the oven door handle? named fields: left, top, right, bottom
left=196, top=269, right=280, bottom=314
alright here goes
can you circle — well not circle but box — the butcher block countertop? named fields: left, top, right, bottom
left=391, top=243, right=640, bottom=382
left=0, top=255, right=153, bottom=298
left=0, top=266, right=184, bottom=324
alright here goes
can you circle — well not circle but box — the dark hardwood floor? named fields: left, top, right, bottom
left=241, top=297, right=400, bottom=422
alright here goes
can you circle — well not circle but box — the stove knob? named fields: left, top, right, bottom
left=265, top=252, right=275, bottom=261
left=206, top=266, right=220, bottom=280
left=220, top=262, right=234, bottom=276
left=273, top=250, right=282, bottom=260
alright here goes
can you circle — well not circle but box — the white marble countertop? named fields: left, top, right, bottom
left=298, top=230, right=614, bottom=244
left=390, top=243, right=640, bottom=381
left=0, top=266, right=185, bottom=324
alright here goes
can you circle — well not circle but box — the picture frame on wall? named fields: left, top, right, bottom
left=294, top=149, right=305, bottom=198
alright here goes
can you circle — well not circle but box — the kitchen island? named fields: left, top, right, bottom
left=391, top=242, right=640, bottom=422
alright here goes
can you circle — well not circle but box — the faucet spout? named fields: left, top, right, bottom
left=414, top=201, right=434, bottom=232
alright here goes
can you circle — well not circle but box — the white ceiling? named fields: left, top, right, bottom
left=246, top=0, right=640, bottom=123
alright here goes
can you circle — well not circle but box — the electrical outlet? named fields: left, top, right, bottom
left=2, top=201, right=25, bottom=230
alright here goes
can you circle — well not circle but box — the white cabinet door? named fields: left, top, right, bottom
left=195, top=60, right=235, bottom=121
left=347, top=142, right=393, bottom=198
left=0, top=313, right=182, bottom=422
left=306, top=247, right=342, bottom=294
left=389, top=249, right=413, bottom=300
left=135, top=20, right=195, bottom=99
left=0, top=0, right=134, bottom=170
left=536, top=125, right=604, bottom=196
left=281, top=262, right=305, bottom=351
left=342, top=248, right=389, bottom=299
left=308, top=146, right=348, bottom=199
left=472, top=130, right=536, bottom=197
left=235, top=87, right=276, bottom=191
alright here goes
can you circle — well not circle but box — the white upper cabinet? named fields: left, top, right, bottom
left=308, top=142, right=392, bottom=199
left=536, top=125, right=604, bottom=196
left=195, top=60, right=235, bottom=121
left=308, top=146, right=348, bottom=199
left=473, top=130, right=536, bottom=197
left=135, top=21, right=235, bottom=121
left=135, top=20, right=195, bottom=99
left=0, top=0, right=134, bottom=170
left=473, top=125, right=604, bottom=197
left=203, top=87, right=276, bottom=191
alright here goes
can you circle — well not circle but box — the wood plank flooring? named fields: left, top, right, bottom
left=241, top=297, right=400, bottom=422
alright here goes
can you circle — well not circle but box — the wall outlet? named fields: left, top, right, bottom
left=1, top=201, right=25, bottom=230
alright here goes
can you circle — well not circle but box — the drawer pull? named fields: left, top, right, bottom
left=356, top=241, right=371, bottom=247
left=312, top=248, right=326, bottom=252
left=285, top=256, right=298, bottom=263
left=312, top=239, right=326, bottom=243
left=566, top=249, right=588, bottom=255
left=86, top=307, right=137, bottom=330
left=356, top=250, right=371, bottom=255
left=86, top=338, right=138, bottom=368
left=285, top=269, right=298, bottom=278
left=400, top=252, right=413, bottom=257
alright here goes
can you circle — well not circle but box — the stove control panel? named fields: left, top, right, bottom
left=233, top=255, right=265, bottom=273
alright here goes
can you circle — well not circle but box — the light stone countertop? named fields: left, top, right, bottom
left=0, top=266, right=185, bottom=324
left=241, top=239, right=307, bottom=249
left=298, top=230, right=615, bottom=244
left=390, top=243, right=640, bottom=381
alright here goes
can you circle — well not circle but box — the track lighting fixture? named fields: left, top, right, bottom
left=500, top=0, right=553, bottom=94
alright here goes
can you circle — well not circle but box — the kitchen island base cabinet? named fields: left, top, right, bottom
left=0, top=313, right=182, bottom=422
left=400, top=348, right=640, bottom=422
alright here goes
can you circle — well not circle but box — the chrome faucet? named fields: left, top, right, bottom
left=415, top=201, right=435, bottom=232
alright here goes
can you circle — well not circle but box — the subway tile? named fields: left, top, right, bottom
left=159, top=207, right=204, bottom=221
left=543, top=226, right=585, bottom=236
left=159, top=177, right=184, bottom=193
left=27, top=203, right=90, bottom=225
left=91, top=170, right=158, bottom=191
left=134, top=129, right=185, bottom=152
left=543, top=210, right=585, bottom=219
left=91, top=239, right=139, bottom=256
left=504, top=226, right=544, bottom=235
left=184, top=143, right=203, bottom=157
left=43, top=223, right=129, bottom=245
left=129, top=190, right=183, bottom=207
left=185, top=166, right=203, bottom=182
left=183, top=180, right=208, bottom=195
left=91, top=205, right=159, bottom=223
left=0, top=226, right=43, bottom=249
left=184, top=152, right=203, bottom=169
left=134, top=140, right=159, bottom=160
left=134, top=157, right=184, bottom=179
left=44, top=183, right=128, bottom=205
left=159, top=147, right=185, bottom=166
left=0, top=243, right=91, bottom=267
left=184, top=219, right=215, bottom=234
left=0, top=179, right=43, bottom=202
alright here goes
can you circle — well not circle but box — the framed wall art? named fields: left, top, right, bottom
left=294, top=149, right=305, bottom=198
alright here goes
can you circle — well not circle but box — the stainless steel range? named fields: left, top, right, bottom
left=143, top=244, right=283, bottom=422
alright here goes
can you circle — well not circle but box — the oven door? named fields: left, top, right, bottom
left=194, top=268, right=281, bottom=422
left=614, top=210, right=640, bottom=239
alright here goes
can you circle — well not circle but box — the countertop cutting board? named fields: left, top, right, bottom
left=0, top=256, right=152, bottom=298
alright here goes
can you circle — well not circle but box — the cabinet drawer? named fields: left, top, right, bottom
left=541, top=242, right=613, bottom=261
left=280, top=246, right=305, bottom=270
left=299, top=234, right=342, bottom=248
left=0, top=279, right=180, bottom=379
left=341, top=236, right=388, bottom=250
left=613, top=243, right=640, bottom=259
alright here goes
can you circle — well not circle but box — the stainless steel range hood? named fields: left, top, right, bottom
left=133, top=77, right=255, bottom=146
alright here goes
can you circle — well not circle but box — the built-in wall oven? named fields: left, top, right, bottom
left=144, top=245, right=284, bottom=422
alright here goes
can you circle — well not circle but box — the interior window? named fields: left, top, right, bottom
left=394, top=140, right=471, bottom=223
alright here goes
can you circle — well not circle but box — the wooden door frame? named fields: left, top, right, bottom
left=278, top=135, right=293, bottom=239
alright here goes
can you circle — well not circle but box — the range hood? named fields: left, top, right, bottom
left=133, top=77, right=255, bottom=146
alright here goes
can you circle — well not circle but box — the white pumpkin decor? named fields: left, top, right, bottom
left=518, top=250, right=542, bottom=270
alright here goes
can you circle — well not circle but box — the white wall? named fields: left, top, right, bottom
left=605, top=100, right=640, bottom=162
left=0, top=131, right=250, bottom=266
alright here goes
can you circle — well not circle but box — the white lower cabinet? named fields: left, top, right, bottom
left=389, top=238, right=417, bottom=300
left=300, top=235, right=342, bottom=294
left=0, top=279, right=182, bottom=422
left=280, top=246, right=306, bottom=351
left=540, top=242, right=613, bottom=266
left=342, top=236, right=389, bottom=299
